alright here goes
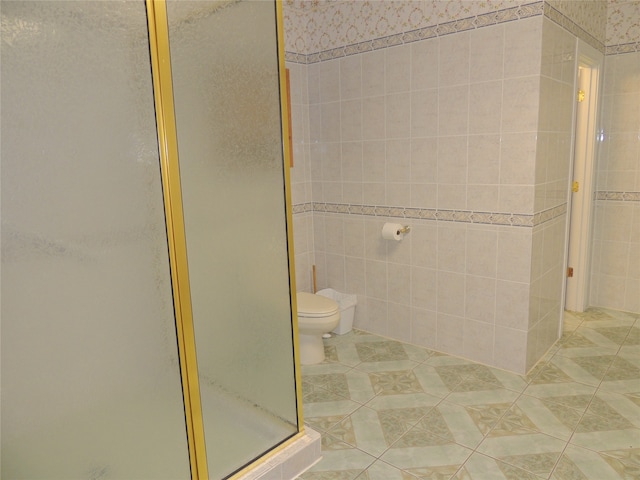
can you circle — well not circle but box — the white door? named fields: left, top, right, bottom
left=564, top=42, right=603, bottom=312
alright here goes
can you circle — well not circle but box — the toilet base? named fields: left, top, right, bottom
left=299, top=332, right=326, bottom=365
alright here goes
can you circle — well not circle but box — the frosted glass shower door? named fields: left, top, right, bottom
left=165, top=1, right=299, bottom=478
left=1, top=2, right=190, bottom=478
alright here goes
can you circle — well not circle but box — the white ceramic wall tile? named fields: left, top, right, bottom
left=326, top=253, right=347, bottom=292
left=367, top=297, right=389, bottom=336
left=463, top=318, right=495, bottom=365
left=410, top=183, right=438, bottom=209
left=385, top=92, right=411, bottom=139
left=361, top=96, right=385, bottom=140
left=495, top=280, right=531, bottom=330
left=504, top=16, right=544, bottom=78
left=468, top=80, right=503, bottom=135
left=469, top=24, right=505, bottom=82
left=318, top=59, right=340, bottom=103
left=501, top=76, right=541, bottom=133
left=410, top=266, right=437, bottom=311
left=411, top=38, right=439, bottom=90
left=320, top=102, right=341, bottom=143
left=341, top=141, right=363, bottom=183
left=345, top=256, right=366, bottom=296
left=496, top=227, right=533, bottom=283
left=437, top=85, right=470, bottom=136
left=362, top=50, right=386, bottom=98
left=438, top=32, right=470, bottom=87
left=410, top=306, right=438, bottom=349
left=465, top=226, right=498, bottom=278
left=340, top=99, right=362, bottom=142
left=437, top=184, right=467, bottom=211
left=437, top=136, right=468, bottom=184
left=437, top=271, right=466, bottom=317
left=324, top=216, right=345, bottom=255
left=465, top=273, right=497, bottom=322
left=436, top=313, right=465, bottom=357
left=500, top=133, right=538, bottom=185
left=362, top=182, right=386, bottom=206
left=467, top=134, right=501, bottom=185
left=386, top=183, right=411, bottom=210
left=389, top=302, right=412, bottom=343
left=365, top=259, right=388, bottom=300
left=410, top=223, right=438, bottom=269
left=362, top=140, right=386, bottom=182
left=498, top=185, right=535, bottom=214
left=410, top=137, right=438, bottom=183
left=339, top=55, right=362, bottom=100
left=494, top=326, right=528, bottom=374
left=387, top=262, right=411, bottom=306
left=410, top=89, right=438, bottom=138
left=437, top=223, right=467, bottom=273
left=385, top=45, right=411, bottom=94
left=466, top=184, right=500, bottom=213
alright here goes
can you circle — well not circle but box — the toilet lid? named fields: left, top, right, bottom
left=297, top=292, right=339, bottom=318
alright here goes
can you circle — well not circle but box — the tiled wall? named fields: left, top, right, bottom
left=288, top=62, right=315, bottom=292
left=285, top=4, right=580, bottom=373
left=528, top=19, right=578, bottom=366
left=590, top=51, right=640, bottom=313
left=284, top=1, right=640, bottom=372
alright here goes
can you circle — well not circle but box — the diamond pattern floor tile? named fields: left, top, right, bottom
left=298, top=309, right=638, bottom=480
left=457, top=452, right=541, bottom=479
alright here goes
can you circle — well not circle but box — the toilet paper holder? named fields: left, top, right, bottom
left=397, top=225, right=411, bottom=234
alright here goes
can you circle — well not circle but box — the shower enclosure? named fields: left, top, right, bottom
left=1, top=1, right=300, bottom=478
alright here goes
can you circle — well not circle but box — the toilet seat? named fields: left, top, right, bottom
left=297, top=292, right=339, bottom=318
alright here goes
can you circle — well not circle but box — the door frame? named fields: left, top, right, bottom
left=562, top=40, right=603, bottom=315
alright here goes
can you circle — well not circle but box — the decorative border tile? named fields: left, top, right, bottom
left=605, top=42, right=640, bottom=56
left=596, top=191, right=640, bottom=202
left=533, top=203, right=568, bottom=226
left=292, top=202, right=572, bottom=228
left=292, top=203, right=313, bottom=214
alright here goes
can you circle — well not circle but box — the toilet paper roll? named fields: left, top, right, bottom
left=382, top=222, right=404, bottom=241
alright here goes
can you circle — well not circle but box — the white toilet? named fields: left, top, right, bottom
left=297, top=292, right=340, bottom=365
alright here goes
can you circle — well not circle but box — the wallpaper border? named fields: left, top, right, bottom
left=292, top=202, right=569, bottom=228
left=542, top=2, right=604, bottom=53
left=605, top=42, right=640, bottom=56
left=284, top=0, right=640, bottom=64
left=284, top=1, right=544, bottom=64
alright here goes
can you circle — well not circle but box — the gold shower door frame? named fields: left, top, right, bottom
left=145, top=1, right=304, bottom=479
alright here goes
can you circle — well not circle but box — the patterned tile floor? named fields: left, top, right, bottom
left=297, top=308, right=640, bottom=480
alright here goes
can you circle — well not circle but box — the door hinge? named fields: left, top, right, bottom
left=567, top=267, right=574, bottom=278
left=577, top=89, right=585, bottom=102
left=572, top=181, right=579, bottom=193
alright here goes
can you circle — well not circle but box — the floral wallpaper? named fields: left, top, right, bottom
left=283, top=0, right=533, bottom=54
left=545, top=0, right=607, bottom=45
left=606, top=0, right=640, bottom=46
left=283, top=0, right=638, bottom=57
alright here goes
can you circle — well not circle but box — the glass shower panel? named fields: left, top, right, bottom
left=1, top=2, right=190, bottom=479
left=166, top=1, right=298, bottom=477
